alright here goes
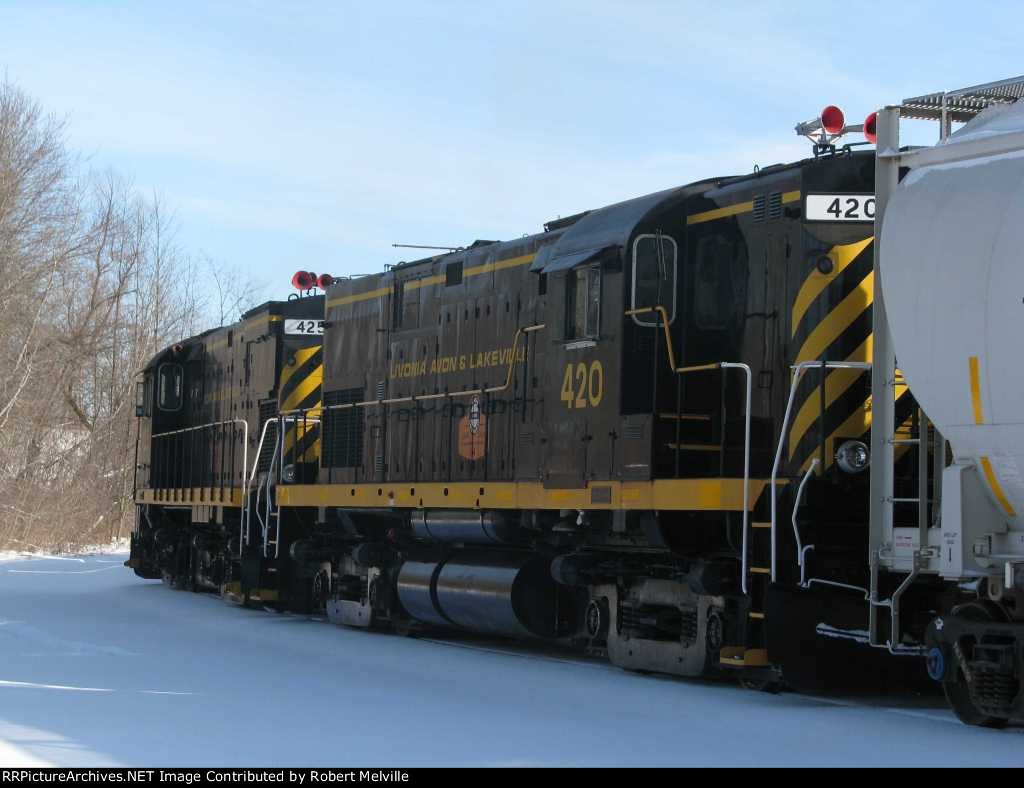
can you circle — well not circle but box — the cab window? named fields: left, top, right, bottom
left=157, top=363, right=184, bottom=412
left=135, top=377, right=151, bottom=417
left=631, top=234, right=677, bottom=325
left=566, top=264, right=601, bottom=340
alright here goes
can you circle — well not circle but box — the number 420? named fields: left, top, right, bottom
left=560, top=361, right=604, bottom=409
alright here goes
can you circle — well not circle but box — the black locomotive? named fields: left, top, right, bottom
left=128, top=143, right=942, bottom=705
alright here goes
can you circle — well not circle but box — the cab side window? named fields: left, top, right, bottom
left=135, top=376, right=151, bottom=417
left=566, top=264, right=601, bottom=340
left=157, top=363, right=183, bottom=412
left=631, top=234, right=677, bottom=325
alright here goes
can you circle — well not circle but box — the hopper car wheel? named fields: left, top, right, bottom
left=943, top=601, right=1010, bottom=729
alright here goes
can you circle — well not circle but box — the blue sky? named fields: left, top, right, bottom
left=2, top=1, right=1020, bottom=300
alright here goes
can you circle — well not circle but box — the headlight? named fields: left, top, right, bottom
left=282, top=463, right=297, bottom=483
left=835, top=440, right=869, bottom=474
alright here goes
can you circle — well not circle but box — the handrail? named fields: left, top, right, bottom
left=792, top=458, right=819, bottom=586
left=239, top=414, right=327, bottom=558
left=149, top=418, right=249, bottom=497
left=721, top=363, right=752, bottom=594
left=263, top=425, right=283, bottom=559
left=152, top=419, right=249, bottom=441
left=279, top=323, right=546, bottom=417
left=624, top=306, right=677, bottom=370
left=623, top=307, right=752, bottom=593
left=769, top=360, right=871, bottom=581
left=242, top=419, right=278, bottom=557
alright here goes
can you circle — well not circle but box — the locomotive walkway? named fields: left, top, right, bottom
left=0, top=552, right=1021, bottom=766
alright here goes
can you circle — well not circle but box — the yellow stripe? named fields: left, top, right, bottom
left=247, top=314, right=283, bottom=331
left=278, top=477, right=775, bottom=512
left=687, top=200, right=754, bottom=226
left=980, top=457, right=1017, bottom=517
left=799, top=385, right=909, bottom=473
left=280, top=346, right=320, bottom=392
left=467, top=252, right=535, bottom=276
left=967, top=358, right=1015, bottom=517
left=791, top=237, right=873, bottom=337
left=406, top=274, right=445, bottom=291
left=794, top=271, right=873, bottom=364
left=326, top=253, right=536, bottom=310
left=969, top=356, right=984, bottom=425
left=134, top=487, right=243, bottom=507
left=788, top=335, right=872, bottom=458
left=281, top=365, right=323, bottom=412
left=686, top=190, right=800, bottom=226
left=327, top=286, right=392, bottom=309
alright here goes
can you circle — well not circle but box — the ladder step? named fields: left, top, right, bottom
left=749, top=612, right=765, bottom=620
left=749, top=567, right=771, bottom=575
left=751, top=522, right=772, bottom=529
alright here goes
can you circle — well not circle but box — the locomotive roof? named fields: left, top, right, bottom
left=389, top=149, right=870, bottom=277
left=140, top=295, right=324, bottom=372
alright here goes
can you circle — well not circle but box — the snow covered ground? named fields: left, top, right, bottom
left=0, top=552, right=1021, bottom=767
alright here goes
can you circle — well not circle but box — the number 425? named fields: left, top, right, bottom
left=560, top=361, right=604, bottom=409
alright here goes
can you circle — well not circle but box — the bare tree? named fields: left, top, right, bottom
left=203, top=252, right=266, bottom=326
left=0, top=78, right=262, bottom=552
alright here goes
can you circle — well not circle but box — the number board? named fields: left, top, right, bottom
left=805, top=193, right=876, bottom=223
left=284, top=319, right=324, bottom=336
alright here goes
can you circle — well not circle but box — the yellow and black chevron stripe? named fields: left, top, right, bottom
left=279, top=345, right=323, bottom=466
left=787, top=236, right=913, bottom=473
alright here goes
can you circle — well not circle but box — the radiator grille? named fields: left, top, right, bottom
left=257, top=400, right=278, bottom=472
left=323, top=388, right=365, bottom=468
left=752, top=194, right=767, bottom=222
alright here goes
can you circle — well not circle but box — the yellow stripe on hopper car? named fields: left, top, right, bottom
left=968, top=356, right=1016, bottom=517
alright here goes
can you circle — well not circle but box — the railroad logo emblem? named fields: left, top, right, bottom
left=457, top=395, right=486, bottom=460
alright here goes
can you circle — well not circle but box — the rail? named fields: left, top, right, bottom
left=793, top=458, right=819, bottom=587
left=147, top=418, right=249, bottom=498
left=769, top=360, right=871, bottom=581
left=240, top=415, right=322, bottom=558
left=625, top=306, right=753, bottom=593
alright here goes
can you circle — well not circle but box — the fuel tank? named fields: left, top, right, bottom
left=410, top=509, right=523, bottom=545
left=396, top=553, right=560, bottom=639
left=880, top=102, right=1024, bottom=532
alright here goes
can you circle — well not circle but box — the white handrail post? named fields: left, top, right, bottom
left=721, top=363, right=752, bottom=594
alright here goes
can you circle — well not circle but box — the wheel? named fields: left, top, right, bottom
left=740, top=677, right=783, bottom=694
left=944, top=678, right=1009, bottom=728
left=943, top=601, right=1011, bottom=728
